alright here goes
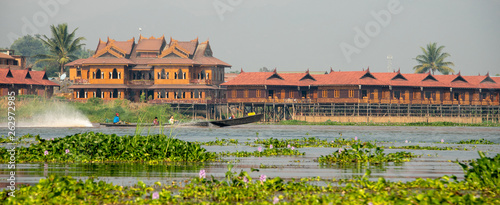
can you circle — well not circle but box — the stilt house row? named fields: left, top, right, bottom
left=221, top=68, right=500, bottom=106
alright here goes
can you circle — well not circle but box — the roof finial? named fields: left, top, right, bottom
left=366, top=66, right=370, bottom=72
left=240, top=68, right=244, bottom=73
left=486, top=71, right=490, bottom=76
left=330, top=67, right=333, bottom=73
left=306, top=69, right=309, bottom=74
left=457, top=71, right=461, bottom=76
left=397, top=68, right=400, bottom=73
left=273, top=67, right=277, bottom=73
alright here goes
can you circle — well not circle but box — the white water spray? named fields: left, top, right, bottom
left=19, top=102, right=93, bottom=127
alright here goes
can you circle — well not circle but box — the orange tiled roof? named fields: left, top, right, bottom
left=136, top=35, right=165, bottom=52
left=0, top=53, right=15, bottom=60
left=222, top=69, right=500, bottom=90
left=0, top=68, right=59, bottom=86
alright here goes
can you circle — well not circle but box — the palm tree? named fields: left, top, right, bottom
left=413, top=42, right=455, bottom=75
left=35, top=23, right=85, bottom=76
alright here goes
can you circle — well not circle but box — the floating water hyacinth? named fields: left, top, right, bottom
left=44, top=150, right=48, bottom=156
left=287, top=144, right=291, bottom=148
left=441, top=139, right=444, bottom=143
left=339, top=148, right=343, bottom=153
left=51, top=138, right=54, bottom=140
left=405, top=140, right=408, bottom=143
left=270, top=144, right=273, bottom=149
left=260, top=174, right=266, bottom=182
left=258, top=147, right=262, bottom=152
left=152, top=192, right=159, bottom=200
left=65, top=149, right=70, bottom=154
left=291, top=146, right=295, bottom=150
left=273, top=196, right=279, bottom=204
left=355, top=136, right=358, bottom=141
left=243, top=176, right=248, bottom=183
left=199, top=169, right=206, bottom=179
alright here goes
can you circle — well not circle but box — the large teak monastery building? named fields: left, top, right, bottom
left=66, top=35, right=230, bottom=103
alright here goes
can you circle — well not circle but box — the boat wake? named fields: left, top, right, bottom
left=18, top=102, right=92, bottom=127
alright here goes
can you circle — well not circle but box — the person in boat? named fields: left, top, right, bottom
left=169, top=116, right=175, bottom=125
left=153, top=117, right=159, bottom=126
left=113, top=113, right=122, bottom=124
left=231, top=114, right=235, bottom=119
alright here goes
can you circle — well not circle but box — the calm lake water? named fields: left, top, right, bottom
left=1, top=125, right=499, bottom=186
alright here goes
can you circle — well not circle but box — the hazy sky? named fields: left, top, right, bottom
left=1, top=0, right=499, bottom=75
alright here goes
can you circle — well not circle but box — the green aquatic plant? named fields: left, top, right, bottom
left=385, top=145, right=468, bottom=151
left=0, top=132, right=216, bottom=163
left=457, top=139, right=496, bottom=144
left=3, top=169, right=499, bottom=204
left=195, top=138, right=239, bottom=146
left=318, top=142, right=418, bottom=164
left=457, top=151, right=500, bottom=190
left=218, top=147, right=304, bottom=157
left=249, top=137, right=362, bottom=148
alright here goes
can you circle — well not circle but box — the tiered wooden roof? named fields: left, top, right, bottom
left=222, top=69, right=500, bottom=90
left=66, top=36, right=231, bottom=67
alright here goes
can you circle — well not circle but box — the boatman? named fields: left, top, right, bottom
left=153, top=117, right=159, bottom=126
left=169, top=116, right=175, bottom=125
left=113, top=113, right=121, bottom=124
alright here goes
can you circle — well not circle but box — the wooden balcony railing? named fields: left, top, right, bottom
left=128, top=80, right=154, bottom=85
left=73, top=79, right=89, bottom=84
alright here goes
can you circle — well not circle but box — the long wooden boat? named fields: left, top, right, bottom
left=99, top=114, right=263, bottom=127
left=99, top=123, right=163, bottom=127
left=209, top=114, right=263, bottom=127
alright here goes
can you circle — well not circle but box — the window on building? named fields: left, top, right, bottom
left=289, top=90, right=294, bottom=98
left=96, top=89, right=102, bottom=98
left=160, top=69, right=166, bottom=79
left=393, top=91, right=400, bottom=99
left=112, top=68, right=118, bottom=79
left=95, top=69, right=102, bottom=79
left=301, top=91, right=307, bottom=98
left=206, top=73, right=209, bottom=80
left=269, top=90, right=275, bottom=98
left=348, top=90, right=354, bottom=98
left=231, top=90, right=236, bottom=98
left=244, top=90, right=249, bottom=98
left=322, top=90, right=327, bottom=98
left=334, top=90, right=339, bottom=98
left=361, top=90, right=368, bottom=98
left=425, top=91, right=432, bottom=99
left=112, top=89, right=118, bottom=98
left=76, top=67, right=81, bottom=77
left=78, top=89, right=85, bottom=98
left=454, top=92, right=460, bottom=101
left=194, top=89, right=199, bottom=98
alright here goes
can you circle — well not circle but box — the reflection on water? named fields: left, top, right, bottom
left=1, top=125, right=499, bottom=186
